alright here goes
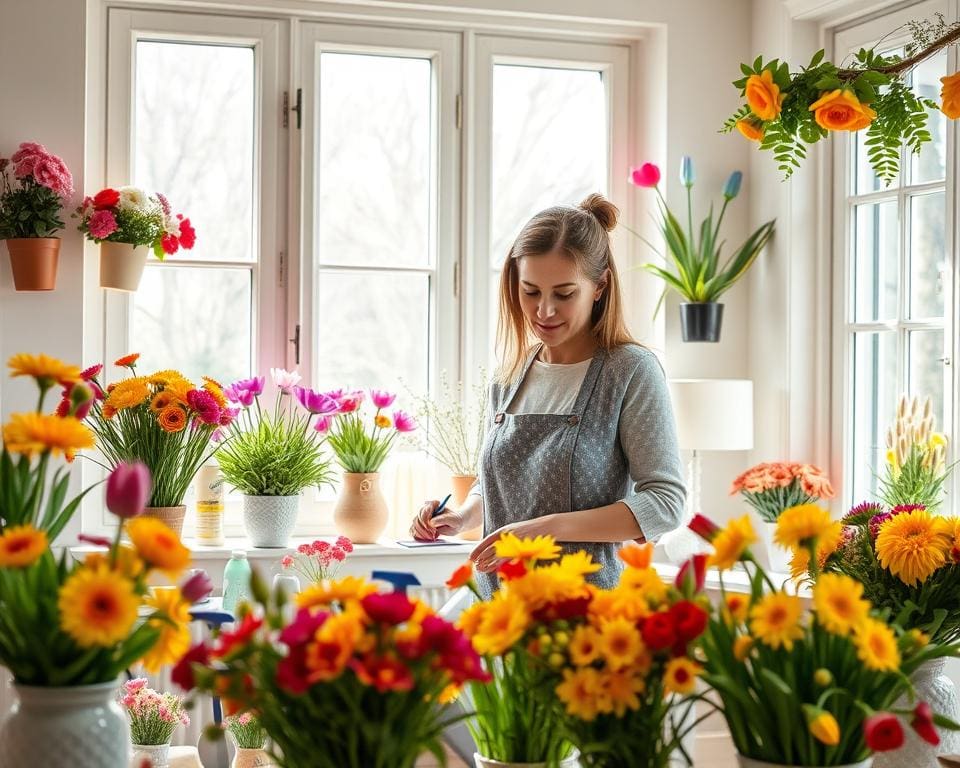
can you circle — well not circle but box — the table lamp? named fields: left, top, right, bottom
left=660, top=378, right=754, bottom=562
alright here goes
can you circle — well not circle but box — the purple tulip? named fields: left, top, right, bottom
left=180, top=570, right=214, bottom=604
left=294, top=386, right=339, bottom=415
left=106, top=461, right=152, bottom=519
left=370, top=389, right=397, bottom=409
left=393, top=409, right=417, bottom=433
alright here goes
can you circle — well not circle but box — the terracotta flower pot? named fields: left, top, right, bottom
left=99, top=240, right=148, bottom=291
left=333, top=472, right=388, bottom=544
left=5, top=237, right=59, bottom=291
left=142, top=505, right=186, bottom=537
left=451, top=473, right=482, bottom=540
left=737, top=757, right=871, bottom=768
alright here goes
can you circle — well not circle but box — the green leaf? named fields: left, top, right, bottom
left=809, top=49, right=825, bottom=68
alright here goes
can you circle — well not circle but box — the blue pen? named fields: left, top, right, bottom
left=430, top=493, right=453, bottom=519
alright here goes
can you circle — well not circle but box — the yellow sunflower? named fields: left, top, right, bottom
left=58, top=563, right=139, bottom=647
left=556, top=666, right=604, bottom=721
left=8, top=353, right=80, bottom=386
left=601, top=669, right=645, bottom=716
left=140, top=587, right=192, bottom=673
left=126, top=517, right=190, bottom=578
left=0, top=525, right=48, bottom=568
left=569, top=624, right=601, bottom=666
left=875, top=509, right=951, bottom=586
left=749, top=591, right=804, bottom=650
left=297, top=576, right=378, bottom=610
left=493, top=532, right=561, bottom=563
left=774, top=504, right=835, bottom=550
left=471, top=592, right=530, bottom=656
left=708, top=515, right=758, bottom=570
left=854, top=618, right=901, bottom=672
left=813, top=573, right=871, bottom=636
left=664, top=657, right=701, bottom=695
left=3, top=413, right=95, bottom=459
left=104, top=378, right=150, bottom=412
left=597, top=617, right=643, bottom=670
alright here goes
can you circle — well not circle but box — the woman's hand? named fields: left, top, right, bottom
left=470, top=516, right=552, bottom=573
left=410, top=500, right=466, bottom=541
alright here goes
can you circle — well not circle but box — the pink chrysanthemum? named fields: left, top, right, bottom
left=88, top=209, right=118, bottom=239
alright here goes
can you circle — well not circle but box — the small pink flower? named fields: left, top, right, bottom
left=331, top=548, right=346, bottom=562
left=370, top=389, right=397, bottom=409
left=88, top=209, right=118, bottom=239
left=629, top=162, right=661, bottom=188
left=32, top=153, right=73, bottom=198
left=393, top=410, right=417, bottom=433
left=314, top=415, right=333, bottom=433
left=125, top=678, right=148, bottom=693
left=281, top=554, right=294, bottom=568
left=336, top=391, right=365, bottom=413
left=297, top=543, right=313, bottom=555
left=314, top=541, right=331, bottom=553
left=336, top=535, right=353, bottom=553
left=271, top=368, right=302, bottom=393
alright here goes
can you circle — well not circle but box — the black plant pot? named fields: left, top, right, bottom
left=679, top=302, right=724, bottom=342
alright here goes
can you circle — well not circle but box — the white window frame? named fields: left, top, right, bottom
left=96, top=9, right=286, bottom=536
left=831, top=0, right=957, bottom=509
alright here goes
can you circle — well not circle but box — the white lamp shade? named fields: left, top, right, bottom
left=668, top=378, right=754, bottom=452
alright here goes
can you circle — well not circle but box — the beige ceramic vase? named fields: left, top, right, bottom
left=333, top=472, right=388, bottom=544
left=99, top=241, right=148, bottom=291
left=451, top=473, right=482, bottom=540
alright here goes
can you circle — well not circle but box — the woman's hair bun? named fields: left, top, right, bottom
left=578, top=193, right=618, bottom=232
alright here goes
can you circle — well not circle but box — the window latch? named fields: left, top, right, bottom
left=289, top=324, right=301, bottom=365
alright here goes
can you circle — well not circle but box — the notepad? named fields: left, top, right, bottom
left=396, top=539, right=471, bottom=548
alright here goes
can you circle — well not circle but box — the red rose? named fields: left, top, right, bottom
left=178, top=217, right=196, bottom=249
left=864, top=712, right=904, bottom=752
left=93, top=188, right=120, bottom=209
left=641, top=611, right=677, bottom=651
left=911, top=702, right=940, bottom=746
left=361, top=591, right=416, bottom=625
left=670, top=600, right=708, bottom=642
left=689, top=514, right=720, bottom=542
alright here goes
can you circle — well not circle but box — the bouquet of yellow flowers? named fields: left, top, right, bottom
left=690, top=509, right=960, bottom=765
left=452, top=534, right=709, bottom=768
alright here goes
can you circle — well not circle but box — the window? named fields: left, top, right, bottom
left=833, top=0, right=954, bottom=507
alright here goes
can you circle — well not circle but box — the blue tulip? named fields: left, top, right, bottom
left=723, top=171, right=743, bottom=200
left=680, top=156, right=695, bottom=188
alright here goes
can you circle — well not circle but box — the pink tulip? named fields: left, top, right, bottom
left=106, top=461, right=152, bottom=519
left=270, top=367, right=302, bottom=393
left=294, top=386, right=339, bottom=415
left=180, top=570, right=214, bottom=604
left=629, top=163, right=661, bottom=188
left=370, top=389, right=397, bottom=409
left=337, top=390, right=365, bottom=413
left=393, top=410, right=417, bottom=433
left=314, top=415, right=333, bottom=433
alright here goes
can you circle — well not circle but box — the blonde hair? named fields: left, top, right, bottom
left=496, top=193, right=637, bottom=384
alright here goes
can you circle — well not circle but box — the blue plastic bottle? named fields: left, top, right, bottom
left=222, top=550, right=251, bottom=614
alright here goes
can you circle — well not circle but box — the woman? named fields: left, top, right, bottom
left=411, top=193, right=685, bottom=592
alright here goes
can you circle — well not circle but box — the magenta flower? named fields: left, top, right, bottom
left=219, top=407, right=239, bottom=427
left=323, top=388, right=344, bottom=401
left=294, top=385, right=339, bottom=415
left=629, top=163, right=661, bottom=188
left=314, top=414, right=333, bottom=433
left=393, top=410, right=417, bottom=433
left=106, top=461, right=152, bottom=519
left=337, top=390, right=365, bottom=413
left=88, top=209, right=118, bottom=239
left=370, top=389, right=397, bottom=409
left=180, top=570, right=214, bottom=603
left=78, top=533, right=112, bottom=548
left=224, top=376, right=265, bottom=406
left=187, top=389, right=221, bottom=425
left=270, top=367, right=302, bottom=393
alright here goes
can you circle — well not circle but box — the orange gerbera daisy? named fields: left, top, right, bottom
left=126, top=517, right=190, bottom=577
left=3, top=413, right=95, bottom=459
left=0, top=525, right=48, bottom=567
left=150, top=391, right=175, bottom=413
left=158, top=405, right=187, bottom=433
left=114, top=353, right=140, bottom=368
left=8, top=353, right=81, bottom=387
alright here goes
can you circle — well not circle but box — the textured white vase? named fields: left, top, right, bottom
left=231, top=746, right=276, bottom=767
left=242, top=494, right=299, bottom=547
left=737, top=757, right=871, bottom=768
left=132, top=742, right=170, bottom=767
left=473, top=751, right=580, bottom=768
left=873, top=658, right=960, bottom=768
left=0, top=679, right=130, bottom=768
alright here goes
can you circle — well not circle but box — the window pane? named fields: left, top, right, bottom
left=314, top=270, right=429, bottom=393
left=852, top=200, right=898, bottom=322
left=316, top=53, right=432, bottom=268
left=909, top=48, right=947, bottom=184
left=851, top=331, right=897, bottom=504
left=909, top=329, right=945, bottom=425
left=490, top=64, right=607, bottom=269
left=131, top=266, right=252, bottom=385
left=134, top=41, right=255, bottom=262
left=908, top=191, right=946, bottom=319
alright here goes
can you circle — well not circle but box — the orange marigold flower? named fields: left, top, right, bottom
left=126, top=516, right=190, bottom=578
left=158, top=405, right=187, bottom=433
left=114, top=353, right=140, bottom=368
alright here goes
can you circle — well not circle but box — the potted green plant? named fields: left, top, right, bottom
left=0, top=142, right=73, bottom=291
left=628, top=157, right=775, bottom=342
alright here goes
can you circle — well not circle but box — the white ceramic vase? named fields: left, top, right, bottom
left=0, top=679, right=130, bottom=768
left=872, top=658, right=960, bottom=768
left=242, top=494, right=299, bottom=547
left=132, top=742, right=170, bottom=767
left=99, top=241, right=148, bottom=292
left=737, top=757, right=872, bottom=768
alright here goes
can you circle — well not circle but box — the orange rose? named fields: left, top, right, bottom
left=736, top=117, right=765, bottom=142
left=941, top=72, right=960, bottom=119
left=745, top=70, right=783, bottom=121
left=809, top=89, right=876, bottom=131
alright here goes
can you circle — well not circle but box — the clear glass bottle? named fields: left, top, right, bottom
left=222, top=550, right=251, bottom=614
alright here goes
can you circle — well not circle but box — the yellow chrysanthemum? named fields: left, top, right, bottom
left=557, top=551, right=601, bottom=578
left=58, top=563, right=139, bottom=647
left=733, top=635, right=754, bottom=661
left=597, top=617, right=644, bottom=670
left=140, top=587, right=192, bottom=673
left=126, top=517, right=190, bottom=578
left=708, top=515, right=758, bottom=570
left=875, top=509, right=951, bottom=586
left=297, top=576, right=378, bottom=610
left=664, top=657, right=701, bottom=695
left=789, top=521, right=844, bottom=580
left=493, top=532, right=561, bottom=563
left=813, top=573, right=871, bottom=636
left=618, top=566, right=668, bottom=606
left=0, top=525, right=48, bottom=568
left=749, top=591, right=804, bottom=650
left=505, top=566, right=588, bottom=612
left=83, top=544, right=144, bottom=579
left=163, top=378, right=194, bottom=405
left=569, top=624, right=601, bottom=666
left=3, top=413, right=95, bottom=459
left=471, top=592, right=530, bottom=656
left=456, top=602, right=487, bottom=640
left=8, top=353, right=80, bottom=386
left=724, top=594, right=750, bottom=624
left=104, top=377, right=151, bottom=412
left=601, top=669, right=645, bottom=716
left=774, top=504, right=835, bottom=550
left=556, top=666, right=604, bottom=721
left=150, top=391, right=175, bottom=413
left=854, top=618, right=901, bottom=672
left=157, top=405, right=187, bottom=433
left=148, top=369, right=188, bottom=387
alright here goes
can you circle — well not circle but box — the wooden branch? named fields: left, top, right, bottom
left=837, top=25, right=960, bottom=79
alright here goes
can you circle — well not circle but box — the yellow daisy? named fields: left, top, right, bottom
left=749, top=591, right=804, bottom=650
left=708, top=515, right=758, bottom=570
left=597, top=617, right=643, bottom=670
left=0, top=525, right=48, bottom=568
left=618, top=565, right=669, bottom=606
left=8, top=353, right=80, bottom=386
left=126, top=517, right=190, bottom=578
left=568, top=624, right=601, bottom=666
left=555, top=666, right=604, bottom=721
left=104, top=377, right=151, bottom=412
left=557, top=551, right=601, bottom=578
left=83, top=543, right=143, bottom=579
left=202, top=377, right=227, bottom=408
left=601, top=669, right=645, bottom=716
left=723, top=593, right=750, bottom=624
left=374, top=413, right=392, bottom=429
left=148, top=369, right=189, bottom=387
left=296, top=576, right=378, bottom=610
left=471, top=593, right=530, bottom=656
left=140, top=587, right=192, bottom=673
left=493, top=532, right=561, bottom=563
left=3, top=413, right=95, bottom=459
left=664, top=657, right=701, bottom=695
left=789, top=521, right=844, bottom=580
left=854, top=618, right=901, bottom=672
left=813, top=573, right=870, bottom=636
left=456, top=602, right=486, bottom=640
left=58, top=563, right=139, bottom=647
left=774, top=504, right=835, bottom=550
left=875, top=509, right=951, bottom=586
